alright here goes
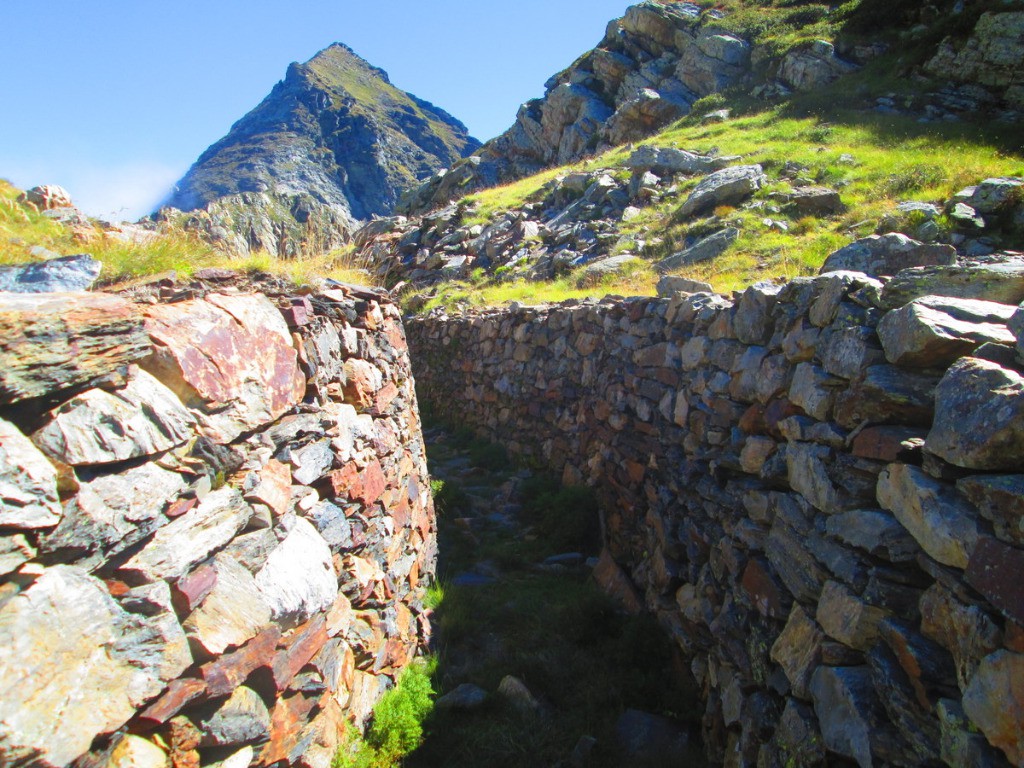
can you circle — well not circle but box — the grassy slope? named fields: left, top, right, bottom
left=0, top=179, right=374, bottom=287
left=413, top=62, right=1023, bottom=313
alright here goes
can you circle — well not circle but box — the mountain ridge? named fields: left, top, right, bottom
left=159, top=42, right=479, bottom=256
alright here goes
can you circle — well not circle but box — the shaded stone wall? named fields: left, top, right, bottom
left=407, top=273, right=1024, bottom=767
left=0, top=277, right=435, bottom=768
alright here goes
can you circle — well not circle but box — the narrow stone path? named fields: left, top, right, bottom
left=407, top=426, right=705, bottom=768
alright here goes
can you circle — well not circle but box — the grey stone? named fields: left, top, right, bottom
left=961, top=651, right=1024, bottom=766
left=0, top=566, right=189, bottom=767
left=881, top=262, right=1024, bottom=309
left=196, top=686, right=271, bottom=748
left=956, top=474, right=1024, bottom=546
left=926, top=356, right=1024, bottom=470
left=255, top=516, right=336, bottom=624
left=877, top=296, right=1016, bottom=368
left=33, top=367, right=195, bottom=466
left=821, top=326, right=884, bottom=379
left=43, top=462, right=187, bottom=562
left=808, top=271, right=883, bottom=327
left=614, top=709, right=690, bottom=763
left=734, top=282, right=782, bottom=345
left=788, top=363, right=837, bottom=422
left=954, top=177, right=1024, bottom=215
left=820, top=233, right=957, bottom=277
left=937, top=698, right=1007, bottom=768
left=877, top=463, right=981, bottom=568
left=435, top=683, right=488, bottom=710
left=656, top=227, right=738, bottom=271
left=286, top=439, right=335, bottom=485
left=676, top=165, right=766, bottom=219
left=825, top=509, right=920, bottom=562
left=120, top=487, right=253, bottom=582
left=833, top=364, right=937, bottom=429
left=0, top=416, right=61, bottom=530
left=0, top=534, right=35, bottom=577
left=184, top=555, right=272, bottom=657
left=809, top=666, right=883, bottom=768
left=0, top=254, right=102, bottom=293
left=497, top=675, right=543, bottom=716
left=656, top=275, right=714, bottom=297
left=623, top=145, right=728, bottom=176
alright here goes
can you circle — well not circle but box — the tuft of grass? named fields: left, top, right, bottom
left=334, top=659, right=436, bottom=768
left=430, top=478, right=472, bottom=517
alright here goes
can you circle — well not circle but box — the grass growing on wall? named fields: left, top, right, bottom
left=333, top=660, right=437, bottom=768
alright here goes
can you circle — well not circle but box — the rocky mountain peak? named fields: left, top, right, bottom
left=159, top=43, right=480, bottom=257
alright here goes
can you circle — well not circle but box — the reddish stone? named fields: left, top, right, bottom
left=168, top=716, right=201, bottom=768
left=281, top=297, right=313, bottom=327
left=258, top=691, right=322, bottom=767
left=1006, top=620, right=1024, bottom=653
left=382, top=317, right=408, bottom=353
left=165, top=497, right=197, bottom=519
left=172, top=563, right=218, bottom=615
left=270, top=615, right=329, bottom=692
left=371, top=382, right=399, bottom=416
left=625, top=460, right=645, bottom=484
left=966, top=537, right=1024, bottom=625
left=593, top=549, right=643, bottom=614
left=201, top=626, right=282, bottom=697
left=317, top=460, right=385, bottom=506
left=135, top=678, right=207, bottom=728
left=104, top=579, right=131, bottom=598
left=739, top=404, right=767, bottom=435
left=741, top=558, right=790, bottom=619
left=852, top=426, right=927, bottom=462
left=763, top=398, right=802, bottom=437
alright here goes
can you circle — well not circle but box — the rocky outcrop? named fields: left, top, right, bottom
left=398, top=1, right=858, bottom=216
left=160, top=43, right=479, bottom=256
left=0, top=274, right=435, bottom=767
left=408, top=260, right=1024, bottom=766
left=926, top=11, right=1024, bottom=108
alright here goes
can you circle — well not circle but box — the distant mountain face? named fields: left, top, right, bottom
left=159, top=43, right=480, bottom=256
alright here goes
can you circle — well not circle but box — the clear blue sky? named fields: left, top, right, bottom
left=0, top=1, right=631, bottom=221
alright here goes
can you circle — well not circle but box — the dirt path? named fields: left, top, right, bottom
left=407, top=426, right=705, bottom=768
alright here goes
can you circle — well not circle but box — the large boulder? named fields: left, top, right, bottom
left=779, top=41, right=858, bottom=92
left=656, top=227, right=738, bottom=271
left=876, top=296, right=1016, bottom=367
left=676, top=165, right=765, bottom=218
left=880, top=261, right=1024, bottom=309
left=0, top=292, right=150, bottom=404
left=19, top=184, right=74, bottom=210
left=925, top=12, right=1024, bottom=107
left=0, top=254, right=102, bottom=293
left=926, top=356, right=1024, bottom=470
left=820, top=233, right=957, bottom=278
left=624, top=145, right=729, bottom=176
left=0, top=566, right=190, bottom=767
left=140, top=293, right=305, bottom=444
left=0, top=416, right=61, bottom=530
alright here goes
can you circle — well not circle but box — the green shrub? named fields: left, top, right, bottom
left=333, top=660, right=435, bottom=768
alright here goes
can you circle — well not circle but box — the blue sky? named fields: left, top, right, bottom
left=0, top=1, right=631, bottom=221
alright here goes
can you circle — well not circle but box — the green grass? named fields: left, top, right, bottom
left=334, top=659, right=437, bottom=768
left=407, top=82, right=1023, bottom=309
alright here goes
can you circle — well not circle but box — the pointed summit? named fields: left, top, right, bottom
left=160, top=43, right=479, bottom=256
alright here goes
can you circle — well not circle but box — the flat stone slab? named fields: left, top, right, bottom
left=141, top=293, right=305, bottom=444
left=676, top=165, right=765, bottom=218
left=0, top=254, right=101, bottom=293
left=0, top=291, right=150, bottom=404
left=877, top=296, right=1016, bottom=368
left=820, top=233, right=956, bottom=278
left=880, top=262, right=1024, bottom=310
left=33, top=366, right=195, bottom=465
left=0, top=416, right=61, bottom=530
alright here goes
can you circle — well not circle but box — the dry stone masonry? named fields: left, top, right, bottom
left=0, top=273, right=436, bottom=768
left=407, top=255, right=1024, bottom=766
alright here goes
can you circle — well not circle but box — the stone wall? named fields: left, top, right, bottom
left=407, top=266, right=1024, bottom=766
left=0, top=276, right=436, bottom=768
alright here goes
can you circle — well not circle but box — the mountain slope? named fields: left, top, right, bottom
left=399, top=0, right=1024, bottom=216
left=160, top=43, right=480, bottom=256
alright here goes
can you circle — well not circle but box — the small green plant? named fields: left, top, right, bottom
left=333, top=660, right=436, bottom=768
left=430, top=478, right=471, bottom=517
left=520, top=474, right=600, bottom=553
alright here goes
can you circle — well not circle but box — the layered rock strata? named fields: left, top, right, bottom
left=0, top=275, right=435, bottom=768
left=408, top=263, right=1024, bottom=766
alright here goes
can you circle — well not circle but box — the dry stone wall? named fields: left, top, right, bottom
left=0, top=276, right=436, bottom=768
left=407, top=269, right=1024, bottom=767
